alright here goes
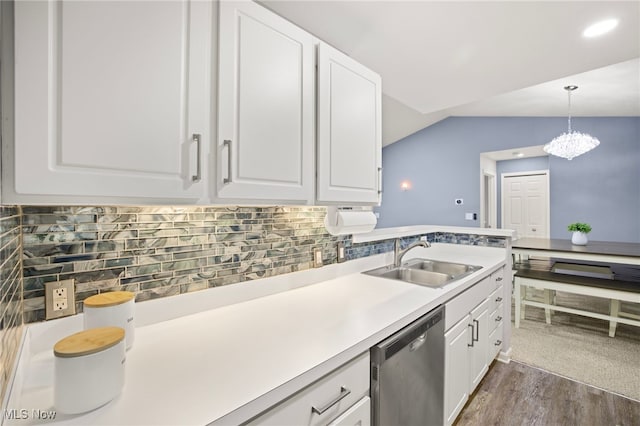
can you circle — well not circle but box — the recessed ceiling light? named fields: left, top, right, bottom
left=583, top=19, right=618, bottom=38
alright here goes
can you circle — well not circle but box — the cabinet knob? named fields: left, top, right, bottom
left=494, top=340, right=502, bottom=346
left=496, top=277, right=503, bottom=282
left=496, top=316, right=502, bottom=322
left=496, top=296, right=503, bottom=302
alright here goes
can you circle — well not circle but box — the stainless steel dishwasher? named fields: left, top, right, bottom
left=370, top=305, right=445, bottom=426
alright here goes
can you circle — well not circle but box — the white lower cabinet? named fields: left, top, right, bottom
left=444, top=266, right=506, bottom=426
left=444, top=316, right=470, bottom=425
left=248, top=352, right=370, bottom=426
left=468, top=297, right=491, bottom=391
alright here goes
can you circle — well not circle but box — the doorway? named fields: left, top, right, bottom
left=482, top=171, right=496, bottom=228
left=501, top=170, right=550, bottom=239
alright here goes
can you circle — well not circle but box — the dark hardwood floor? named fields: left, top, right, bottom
left=454, top=360, right=640, bottom=426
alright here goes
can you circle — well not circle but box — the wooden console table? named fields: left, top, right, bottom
left=512, top=238, right=640, bottom=337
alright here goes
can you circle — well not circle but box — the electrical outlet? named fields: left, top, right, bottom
left=53, top=287, right=67, bottom=300
left=45, top=279, right=76, bottom=320
left=53, top=298, right=68, bottom=311
left=313, top=248, right=323, bottom=268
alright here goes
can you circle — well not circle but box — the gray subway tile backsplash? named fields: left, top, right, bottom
left=0, top=206, right=23, bottom=405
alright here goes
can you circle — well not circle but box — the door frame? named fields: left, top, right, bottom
left=500, top=170, right=550, bottom=238
left=480, top=170, right=497, bottom=228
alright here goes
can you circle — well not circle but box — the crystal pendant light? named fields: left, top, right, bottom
left=543, top=85, right=600, bottom=160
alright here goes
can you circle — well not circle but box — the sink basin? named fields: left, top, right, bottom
left=403, top=258, right=480, bottom=276
left=363, top=258, right=482, bottom=288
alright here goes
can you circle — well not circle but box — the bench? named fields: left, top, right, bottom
left=514, top=259, right=640, bottom=337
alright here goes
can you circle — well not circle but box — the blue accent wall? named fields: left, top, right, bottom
left=377, top=117, right=640, bottom=243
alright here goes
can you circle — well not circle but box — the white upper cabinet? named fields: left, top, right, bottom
left=7, top=0, right=211, bottom=203
left=216, top=0, right=315, bottom=204
left=316, top=43, right=382, bottom=205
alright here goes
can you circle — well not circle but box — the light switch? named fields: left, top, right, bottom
left=336, top=242, right=346, bottom=263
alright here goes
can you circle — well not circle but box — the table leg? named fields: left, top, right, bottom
left=515, top=278, right=521, bottom=328
left=609, top=299, right=620, bottom=337
left=543, top=289, right=553, bottom=324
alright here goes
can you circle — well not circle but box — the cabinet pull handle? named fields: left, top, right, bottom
left=223, top=139, right=232, bottom=184
left=496, top=277, right=503, bottom=282
left=467, top=323, right=475, bottom=347
left=496, top=316, right=502, bottom=322
left=495, top=340, right=502, bottom=346
left=192, top=134, right=202, bottom=182
left=473, top=319, right=479, bottom=342
left=496, top=296, right=503, bottom=303
left=377, top=167, right=383, bottom=196
left=311, top=386, right=351, bottom=415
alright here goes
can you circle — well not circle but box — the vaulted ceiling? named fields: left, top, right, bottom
left=260, top=1, right=640, bottom=145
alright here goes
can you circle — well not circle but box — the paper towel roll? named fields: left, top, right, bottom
left=324, top=209, right=377, bottom=235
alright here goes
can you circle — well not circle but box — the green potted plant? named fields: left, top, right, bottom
left=568, top=222, right=592, bottom=245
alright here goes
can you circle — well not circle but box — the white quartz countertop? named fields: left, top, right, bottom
left=6, top=244, right=507, bottom=426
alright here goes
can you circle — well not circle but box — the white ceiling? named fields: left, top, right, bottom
left=260, top=1, right=640, bottom=146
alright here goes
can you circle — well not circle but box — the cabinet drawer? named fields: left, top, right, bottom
left=489, top=303, right=504, bottom=333
left=488, top=284, right=504, bottom=314
left=492, top=267, right=506, bottom=289
left=445, top=276, right=494, bottom=331
left=327, top=396, right=371, bottom=426
left=488, top=322, right=504, bottom=360
left=249, top=352, right=370, bottom=425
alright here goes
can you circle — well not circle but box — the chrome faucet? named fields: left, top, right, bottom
left=394, top=239, right=430, bottom=267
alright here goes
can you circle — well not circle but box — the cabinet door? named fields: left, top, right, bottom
left=469, top=297, right=491, bottom=391
left=217, top=1, right=314, bottom=203
left=317, top=43, right=382, bottom=205
left=11, top=0, right=209, bottom=202
left=444, top=316, right=471, bottom=426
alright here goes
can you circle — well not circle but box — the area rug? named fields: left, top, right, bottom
left=510, top=291, right=640, bottom=401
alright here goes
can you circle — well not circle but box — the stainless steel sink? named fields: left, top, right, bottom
left=363, top=258, right=482, bottom=288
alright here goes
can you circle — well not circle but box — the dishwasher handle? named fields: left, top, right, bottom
left=409, top=333, right=427, bottom=352
left=311, top=387, right=351, bottom=415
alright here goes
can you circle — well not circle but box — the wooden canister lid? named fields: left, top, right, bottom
left=54, top=327, right=125, bottom=358
left=84, top=291, right=135, bottom=308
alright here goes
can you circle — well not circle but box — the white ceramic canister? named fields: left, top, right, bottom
left=84, top=291, right=135, bottom=350
left=54, top=327, right=126, bottom=414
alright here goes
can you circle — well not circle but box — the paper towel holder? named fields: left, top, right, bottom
left=324, top=206, right=377, bottom=236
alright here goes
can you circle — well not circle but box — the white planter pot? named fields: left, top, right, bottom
left=571, top=231, right=588, bottom=245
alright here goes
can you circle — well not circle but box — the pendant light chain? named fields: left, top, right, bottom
left=567, top=88, right=572, bottom=133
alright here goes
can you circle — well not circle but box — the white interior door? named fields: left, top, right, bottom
left=502, top=171, right=550, bottom=238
